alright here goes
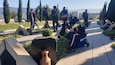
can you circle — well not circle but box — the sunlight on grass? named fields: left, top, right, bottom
left=0, top=24, right=19, bottom=30
left=0, top=34, right=22, bottom=42
left=0, top=20, right=96, bottom=31
left=0, top=20, right=54, bottom=30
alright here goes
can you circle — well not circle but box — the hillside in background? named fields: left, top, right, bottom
left=0, top=7, right=101, bottom=19
left=0, top=7, right=27, bottom=19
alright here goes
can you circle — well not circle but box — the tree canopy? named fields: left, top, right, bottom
left=99, top=2, right=107, bottom=20
left=3, top=0, right=10, bottom=24
left=18, top=0, right=22, bottom=22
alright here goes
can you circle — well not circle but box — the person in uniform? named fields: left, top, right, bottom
left=52, top=6, right=59, bottom=32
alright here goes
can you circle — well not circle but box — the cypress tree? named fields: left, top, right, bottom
left=27, top=0, right=30, bottom=22
left=3, top=0, right=10, bottom=24
left=57, top=4, right=60, bottom=20
left=99, top=2, right=107, bottom=20
left=107, top=0, right=115, bottom=22
left=35, top=0, right=43, bottom=21
left=35, top=6, right=39, bottom=20
left=39, top=0, right=42, bottom=21
left=18, top=0, right=22, bottom=23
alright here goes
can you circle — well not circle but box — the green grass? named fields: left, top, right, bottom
left=0, top=21, right=53, bottom=31
left=0, top=19, right=97, bottom=31
left=0, top=24, right=19, bottom=30
left=23, top=41, right=32, bottom=53
left=0, top=34, right=22, bottom=41
left=0, top=19, right=96, bottom=31
left=0, top=23, right=30, bottom=30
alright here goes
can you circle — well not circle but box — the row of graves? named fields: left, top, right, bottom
left=0, top=37, right=57, bottom=65
left=98, top=20, right=115, bottom=40
left=0, top=24, right=57, bottom=65
left=0, top=16, right=90, bottom=65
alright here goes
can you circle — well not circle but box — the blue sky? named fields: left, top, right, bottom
left=0, top=0, right=110, bottom=10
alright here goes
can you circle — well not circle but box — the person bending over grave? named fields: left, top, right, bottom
left=69, top=16, right=79, bottom=27
left=57, top=15, right=79, bottom=39
left=67, top=24, right=89, bottom=53
left=58, top=24, right=70, bottom=39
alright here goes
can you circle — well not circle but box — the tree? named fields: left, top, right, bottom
left=35, top=0, right=43, bottom=21
left=27, top=0, right=30, bottom=22
left=42, top=6, right=50, bottom=28
left=57, top=4, right=60, bottom=20
left=35, top=6, right=39, bottom=20
left=35, top=5, right=43, bottom=21
left=107, top=0, right=115, bottom=22
left=39, top=0, right=42, bottom=21
left=10, top=12, right=17, bottom=19
left=99, top=2, right=107, bottom=20
left=3, top=0, right=10, bottom=24
left=46, top=5, right=52, bottom=20
left=18, top=0, right=22, bottom=23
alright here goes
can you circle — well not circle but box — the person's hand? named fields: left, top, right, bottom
left=70, top=28, right=74, bottom=32
left=61, top=14, right=68, bottom=18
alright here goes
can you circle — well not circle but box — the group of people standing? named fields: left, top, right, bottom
left=29, top=6, right=89, bottom=31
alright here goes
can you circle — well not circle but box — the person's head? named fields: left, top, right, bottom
left=70, top=28, right=74, bottom=32
left=63, top=7, right=65, bottom=10
left=31, top=9, right=33, bottom=11
left=85, top=9, right=87, bottom=12
left=53, top=6, right=56, bottom=9
left=45, top=7, right=47, bottom=10
left=74, top=26, right=78, bottom=32
left=65, top=23, right=71, bottom=29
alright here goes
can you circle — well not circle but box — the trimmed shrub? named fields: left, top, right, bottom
left=103, top=30, right=115, bottom=36
left=57, top=37, right=68, bottom=59
left=23, top=41, right=32, bottom=53
left=42, top=28, right=52, bottom=37
left=64, top=32, right=70, bottom=40
left=111, top=43, right=115, bottom=49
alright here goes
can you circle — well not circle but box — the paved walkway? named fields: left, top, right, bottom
left=56, top=22, right=115, bottom=65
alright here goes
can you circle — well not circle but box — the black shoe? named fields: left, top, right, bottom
left=67, top=49, right=75, bottom=53
left=86, top=43, right=89, bottom=47
left=53, top=30, right=56, bottom=32
left=84, top=39, right=89, bottom=47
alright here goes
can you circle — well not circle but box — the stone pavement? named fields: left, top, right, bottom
left=56, top=22, right=115, bottom=65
